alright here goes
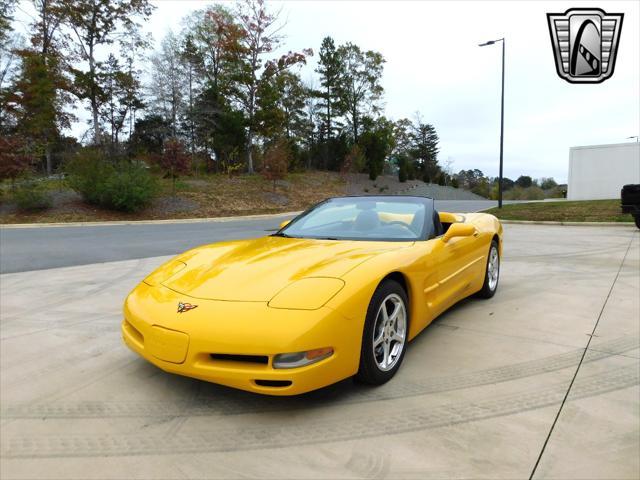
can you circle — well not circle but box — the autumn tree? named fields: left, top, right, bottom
left=0, top=135, right=33, bottom=188
left=159, top=138, right=191, bottom=195
left=188, top=5, right=241, bottom=93
left=234, top=0, right=310, bottom=173
left=340, top=144, right=364, bottom=180
left=182, top=5, right=244, bottom=165
left=261, top=139, right=289, bottom=191
left=336, top=43, right=384, bottom=143
left=63, top=0, right=153, bottom=145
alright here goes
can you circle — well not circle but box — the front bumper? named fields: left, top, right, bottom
left=621, top=204, right=640, bottom=215
left=122, top=283, right=362, bottom=395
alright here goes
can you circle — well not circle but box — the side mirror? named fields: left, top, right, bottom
left=442, top=223, right=476, bottom=242
left=278, top=219, right=291, bottom=229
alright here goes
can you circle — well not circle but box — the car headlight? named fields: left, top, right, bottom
left=273, top=347, right=334, bottom=369
left=268, top=277, right=345, bottom=310
left=143, top=259, right=186, bottom=286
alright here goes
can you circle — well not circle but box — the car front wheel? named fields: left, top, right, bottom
left=356, top=280, right=409, bottom=385
left=477, top=240, right=500, bottom=298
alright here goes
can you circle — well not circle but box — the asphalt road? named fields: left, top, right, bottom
left=0, top=200, right=502, bottom=273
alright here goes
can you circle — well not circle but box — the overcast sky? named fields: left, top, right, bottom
left=14, top=1, right=640, bottom=182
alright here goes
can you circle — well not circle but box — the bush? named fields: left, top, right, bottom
left=102, top=164, right=159, bottom=212
left=503, top=185, right=546, bottom=200
left=66, top=153, right=158, bottom=212
left=157, top=138, right=191, bottom=195
left=0, top=136, right=34, bottom=188
left=66, top=151, right=114, bottom=205
left=14, top=177, right=53, bottom=211
left=262, top=140, right=290, bottom=191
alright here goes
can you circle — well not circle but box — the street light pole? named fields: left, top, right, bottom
left=479, top=38, right=505, bottom=208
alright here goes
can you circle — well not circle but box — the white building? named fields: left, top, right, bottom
left=567, top=142, right=640, bottom=200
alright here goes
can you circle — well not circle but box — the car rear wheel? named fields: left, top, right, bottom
left=477, top=240, right=500, bottom=299
left=356, top=280, right=409, bottom=385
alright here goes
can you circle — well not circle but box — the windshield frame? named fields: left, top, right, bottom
left=274, top=195, right=435, bottom=242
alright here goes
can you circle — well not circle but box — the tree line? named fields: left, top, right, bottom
left=1, top=0, right=445, bottom=184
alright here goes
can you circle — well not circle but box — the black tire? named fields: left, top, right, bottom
left=634, top=215, right=640, bottom=230
left=356, top=279, right=409, bottom=385
left=477, top=240, right=500, bottom=299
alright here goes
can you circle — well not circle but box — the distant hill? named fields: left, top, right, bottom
left=398, top=183, right=486, bottom=201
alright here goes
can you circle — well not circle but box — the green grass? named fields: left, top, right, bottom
left=486, top=199, right=631, bottom=223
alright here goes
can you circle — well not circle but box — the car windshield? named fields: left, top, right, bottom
left=278, top=196, right=435, bottom=241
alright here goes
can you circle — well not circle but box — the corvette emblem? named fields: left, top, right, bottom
left=177, top=302, right=198, bottom=313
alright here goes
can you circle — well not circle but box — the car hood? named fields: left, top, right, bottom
left=162, top=236, right=408, bottom=301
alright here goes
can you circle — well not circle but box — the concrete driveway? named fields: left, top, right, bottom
left=0, top=224, right=638, bottom=479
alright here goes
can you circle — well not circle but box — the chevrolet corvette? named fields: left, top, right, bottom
left=122, top=196, right=503, bottom=395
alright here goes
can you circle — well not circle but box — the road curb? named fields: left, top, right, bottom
left=0, top=211, right=303, bottom=229
left=499, top=220, right=635, bottom=227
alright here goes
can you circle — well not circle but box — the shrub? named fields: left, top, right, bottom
left=14, top=177, right=52, bottom=211
left=102, top=164, right=159, bottom=212
left=341, top=145, right=365, bottom=179
left=66, top=151, right=114, bottom=205
left=66, top=153, right=158, bottom=212
left=503, top=185, right=546, bottom=200
left=157, top=138, right=191, bottom=196
left=262, top=140, right=290, bottom=191
left=0, top=136, right=34, bottom=188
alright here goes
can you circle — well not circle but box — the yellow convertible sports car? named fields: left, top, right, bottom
left=123, top=196, right=503, bottom=395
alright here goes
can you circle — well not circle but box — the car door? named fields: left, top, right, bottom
left=426, top=226, right=483, bottom=316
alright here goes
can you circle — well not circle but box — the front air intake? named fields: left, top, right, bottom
left=209, top=353, right=269, bottom=365
left=254, top=380, right=292, bottom=388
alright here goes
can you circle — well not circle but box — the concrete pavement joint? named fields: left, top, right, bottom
left=528, top=233, right=636, bottom=479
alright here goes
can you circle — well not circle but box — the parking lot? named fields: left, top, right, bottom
left=0, top=222, right=638, bottom=479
